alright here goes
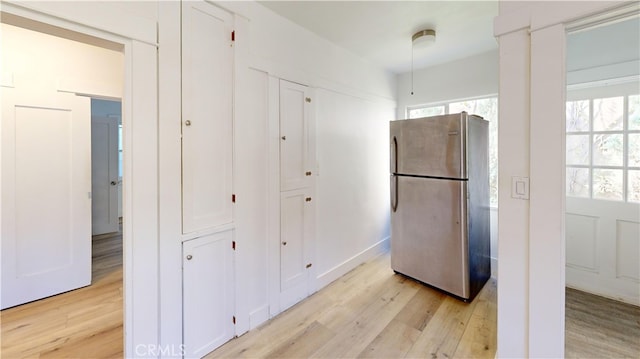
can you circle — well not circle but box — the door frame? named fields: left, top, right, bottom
left=494, top=1, right=639, bottom=357
left=0, top=2, right=159, bottom=356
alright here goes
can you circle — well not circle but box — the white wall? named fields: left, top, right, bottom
left=315, top=89, right=394, bottom=286
left=219, top=1, right=397, bottom=335
left=396, top=50, right=498, bottom=120
left=0, top=23, right=123, bottom=97
left=395, top=50, right=500, bottom=274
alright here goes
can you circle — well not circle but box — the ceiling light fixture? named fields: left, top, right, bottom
left=411, top=29, right=436, bottom=95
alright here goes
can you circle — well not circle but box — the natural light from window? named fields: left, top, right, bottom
left=566, top=94, right=640, bottom=202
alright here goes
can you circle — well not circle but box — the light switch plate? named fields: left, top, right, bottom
left=511, top=176, right=530, bottom=200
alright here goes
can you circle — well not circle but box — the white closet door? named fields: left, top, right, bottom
left=183, top=231, right=235, bottom=358
left=1, top=87, right=91, bottom=309
left=182, top=1, right=234, bottom=234
left=280, top=80, right=312, bottom=192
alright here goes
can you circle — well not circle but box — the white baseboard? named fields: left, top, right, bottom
left=491, top=257, right=498, bottom=278
left=248, top=304, right=269, bottom=330
left=316, top=236, right=390, bottom=290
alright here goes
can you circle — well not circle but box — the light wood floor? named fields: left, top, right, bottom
left=1, top=229, right=123, bottom=358
left=208, top=254, right=498, bottom=359
left=3, top=236, right=638, bottom=359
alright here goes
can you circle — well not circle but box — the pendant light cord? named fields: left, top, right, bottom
left=411, top=43, right=414, bottom=95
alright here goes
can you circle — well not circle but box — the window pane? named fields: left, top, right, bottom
left=630, top=134, right=640, bottom=168
left=566, top=100, right=589, bottom=132
left=629, top=170, right=640, bottom=203
left=408, top=106, right=444, bottom=119
left=630, top=95, right=640, bottom=130
left=593, top=169, right=623, bottom=200
left=593, top=97, right=623, bottom=131
left=566, top=135, right=590, bottom=165
left=593, top=134, right=623, bottom=166
left=566, top=167, right=590, bottom=198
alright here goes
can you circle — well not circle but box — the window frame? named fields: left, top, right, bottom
left=566, top=87, right=640, bottom=203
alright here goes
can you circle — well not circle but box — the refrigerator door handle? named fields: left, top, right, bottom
left=392, top=136, right=398, bottom=173
left=391, top=174, right=399, bottom=212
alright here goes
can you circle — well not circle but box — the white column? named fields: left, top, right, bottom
left=496, top=28, right=531, bottom=358
left=528, top=23, right=566, bottom=358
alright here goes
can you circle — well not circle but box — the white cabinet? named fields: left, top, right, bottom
left=183, top=231, right=235, bottom=358
left=276, top=80, right=316, bottom=313
left=181, top=0, right=234, bottom=234
left=279, top=189, right=314, bottom=310
left=280, top=80, right=313, bottom=192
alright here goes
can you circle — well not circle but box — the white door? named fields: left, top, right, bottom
left=280, top=189, right=314, bottom=311
left=91, top=115, right=119, bottom=235
left=181, top=0, right=234, bottom=234
left=183, top=231, right=235, bottom=357
left=566, top=198, right=640, bottom=304
left=280, top=80, right=312, bottom=191
left=1, top=87, right=91, bottom=309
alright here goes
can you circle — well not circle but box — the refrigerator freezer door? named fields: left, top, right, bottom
left=390, top=175, right=469, bottom=298
left=390, top=113, right=467, bottom=179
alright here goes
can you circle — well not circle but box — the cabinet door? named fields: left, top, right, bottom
left=183, top=231, right=235, bottom=357
left=280, top=189, right=313, bottom=311
left=182, top=1, right=234, bottom=233
left=280, top=80, right=312, bottom=192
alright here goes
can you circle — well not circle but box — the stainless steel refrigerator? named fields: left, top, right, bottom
left=390, top=112, right=490, bottom=301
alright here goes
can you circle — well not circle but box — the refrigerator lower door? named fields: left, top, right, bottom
left=391, top=175, right=469, bottom=298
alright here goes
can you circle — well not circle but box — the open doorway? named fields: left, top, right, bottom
left=0, top=18, right=125, bottom=357
left=564, top=15, right=640, bottom=357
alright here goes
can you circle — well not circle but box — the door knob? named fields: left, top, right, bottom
left=110, top=181, right=117, bottom=186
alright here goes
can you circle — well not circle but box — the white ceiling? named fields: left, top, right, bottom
left=258, top=1, right=499, bottom=74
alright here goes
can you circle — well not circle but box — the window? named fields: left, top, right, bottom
left=566, top=94, right=640, bottom=202
left=407, top=97, right=499, bottom=206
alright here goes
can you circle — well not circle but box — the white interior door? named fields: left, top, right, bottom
left=181, top=0, right=234, bottom=234
left=1, top=86, right=92, bottom=309
left=91, top=115, right=119, bottom=235
left=183, top=231, right=235, bottom=357
left=566, top=198, right=640, bottom=304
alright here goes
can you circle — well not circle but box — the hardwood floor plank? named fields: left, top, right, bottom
left=1, top=230, right=123, bottom=359
left=404, top=291, right=480, bottom=358
left=357, top=318, right=422, bottom=358
left=453, top=278, right=497, bottom=359
left=393, top=284, right=447, bottom=331
left=264, top=320, right=335, bottom=358
left=565, top=287, right=640, bottom=358
left=309, top=275, right=420, bottom=358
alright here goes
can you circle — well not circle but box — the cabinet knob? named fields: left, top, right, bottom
left=305, top=197, right=312, bottom=202
left=186, top=254, right=193, bottom=260
left=282, top=241, right=287, bottom=246
left=281, top=135, right=286, bottom=140
left=185, top=120, right=192, bottom=126
left=110, top=181, right=117, bottom=186
left=305, top=171, right=312, bottom=176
